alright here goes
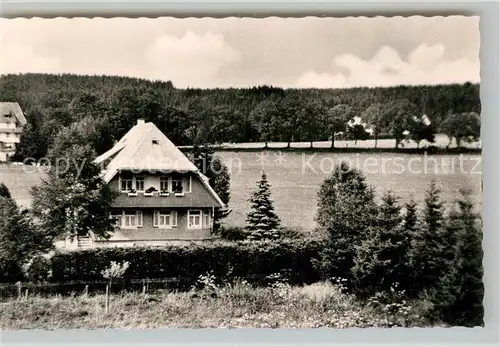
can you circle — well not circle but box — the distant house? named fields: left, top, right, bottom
left=0, top=102, right=27, bottom=162
left=58, top=119, right=227, bottom=249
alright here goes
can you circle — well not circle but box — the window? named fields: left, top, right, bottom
left=171, top=173, right=183, bottom=193
left=188, top=210, right=202, bottom=229
left=109, top=212, right=122, bottom=227
left=120, top=175, right=133, bottom=192
left=122, top=210, right=136, bottom=228
left=135, top=176, right=145, bottom=192
left=160, top=175, right=169, bottom=192
left=154, top=209, right=178, bottom=228
left=203, top=210, right=211, bottom=228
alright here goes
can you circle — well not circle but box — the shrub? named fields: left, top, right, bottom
left=101, top=261, right=130, bottom=283
left=216, top=226, right=247, bottom=241
left=1, top=196, right=52, bottom=283
left=24, top=255, right=53, bottom=283
left=49, top=238, right=325, bottom=287
left=0, top=261, right=24, bottom=283
left=217, top=226, right=307, bottom=241
left=0, top=182, right=11, bottom=199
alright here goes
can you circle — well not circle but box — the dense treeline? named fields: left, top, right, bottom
left=0, top=73, right=480, bottom=160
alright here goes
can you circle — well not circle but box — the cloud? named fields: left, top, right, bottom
left=294, top=43, right=479, bottom=89
left=0, top=43, right=61, bottom=75
left=144, top=31, right=241, bottom=88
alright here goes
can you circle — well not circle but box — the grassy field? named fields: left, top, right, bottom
left=0, top=281, right=429, bottom=330
left=219, top=150, right=482, bottom=229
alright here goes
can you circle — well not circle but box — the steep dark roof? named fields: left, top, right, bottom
left=95, top=120, right=225, bottom=208
left=0, top=102, right=27, bottom=126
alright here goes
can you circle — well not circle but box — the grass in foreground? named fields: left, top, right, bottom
left=1, top=281, right=431, bottom=330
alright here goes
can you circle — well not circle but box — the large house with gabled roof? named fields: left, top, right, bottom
left=0, top=102, right=27, bottom=162
left=60, top=119, right=227, bottom=249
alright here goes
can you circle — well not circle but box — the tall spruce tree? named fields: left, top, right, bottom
left=444, top=189, right=484, bottom=326
left=353, top=191, right=413, bottom=297
left=413, top=181, right=454, bottom=299
left=403, top=198, right=419, bottom=234
left=377, top=191, right=403, bottom=230
left=402, top=198, right=421, bottom=296
left=245, top=171, right=281, bottom=240
left=314, top=162, right=379, bottom=282
left=424, top=181, right=445, bottom=234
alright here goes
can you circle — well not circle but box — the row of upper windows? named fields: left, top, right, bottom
left=119, top=174, right=190, bottom=194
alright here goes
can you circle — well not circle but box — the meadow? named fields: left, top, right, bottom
left=0, top=281, right=429, bottom=330
left=221, top=150, right=482, bottom=229
left=0, top=143, right=482, bottom=230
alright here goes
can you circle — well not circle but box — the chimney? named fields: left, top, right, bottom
left=137, top=119, right=145, bottom=125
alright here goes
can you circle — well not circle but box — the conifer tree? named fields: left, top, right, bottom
left=377, top=191, right=403, bottom=230
left=245, top=171, right=281, bottom=240
left=353, top=191, right=413, bottom=297
left=444, top=189, right=483, bottom=326
left=0, top=182, right=11, bottom=199
left=423, top=180, right=444, bottom=234
left=403, top=198, right=419, bottom=234
left=402, top=198, right=420, bottom=296
left=314, top=162, right=379, bottom=282
left=413, top=181, right=451, bottom=296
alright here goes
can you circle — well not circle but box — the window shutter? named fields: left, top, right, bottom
left=204, top=211, right=210, bottom=228
left=136, top=210, right=143, bottom=227
left=153, top=210, right=159, bottom=227
left=172, top=210, right=178, bottom=227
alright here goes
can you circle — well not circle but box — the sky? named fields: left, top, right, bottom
left=0, top=16, right=480, bottom=89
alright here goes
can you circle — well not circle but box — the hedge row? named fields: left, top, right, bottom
left=49, top=238, right=326, bottom=286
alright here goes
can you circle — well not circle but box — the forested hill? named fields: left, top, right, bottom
left=0, top=73, right=480, bottom=160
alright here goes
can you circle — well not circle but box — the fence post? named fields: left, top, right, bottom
left=16, top=281, right=21, bottom=300
left=105, top=284, right=110, bottom=314
left=25, top=288, right=29, bottom=299
left=142, top=280, right=146, bottom=295
left=84, top=285, right=89, bottom=296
